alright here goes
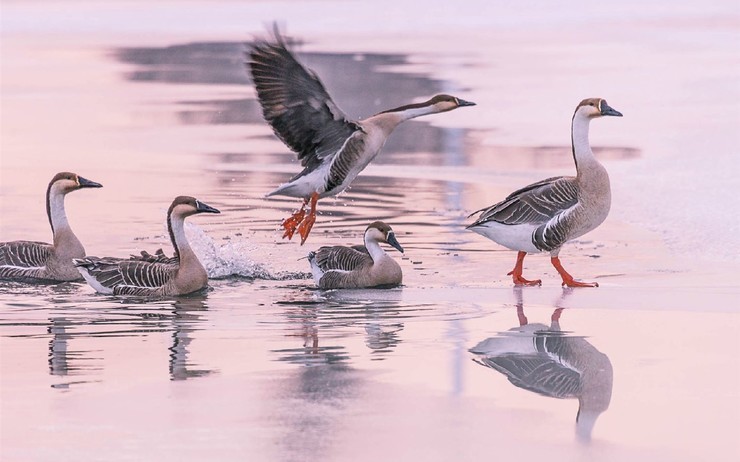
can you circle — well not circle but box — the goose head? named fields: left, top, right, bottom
left=426, top=94, right=476, bottom=113
left=574, top=98, right=623, bottom=119
left=365, top=221, right=404, bottom=253
left=47, top=171, right=103, bottom=197
left=168, top=196, right=221, bottom=219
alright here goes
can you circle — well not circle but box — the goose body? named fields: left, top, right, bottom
left=74, top=196, right=219, bottom=296
left=248, top=34, right=475, bottom=244
left=0, top=172, right=102, bottom=282
left=308, top=221, right=404, bottom=289
left=467, top=98, right=622, bottom=287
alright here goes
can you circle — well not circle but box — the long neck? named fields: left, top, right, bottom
left=168, top=213, right=195, bottom=261
left=369, top=104, right=440, bottom=133
left=47, top=187, right=71, bottom=242
left=571, top=113, right=598, bottom=175
left=364, top=234, right=387, bottom=264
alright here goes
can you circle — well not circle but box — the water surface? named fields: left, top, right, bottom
left=1, top=1, right=739, bottom=461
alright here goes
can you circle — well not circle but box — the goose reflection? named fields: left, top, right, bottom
left=470, top=288, right=613, bottom=441
left=168, top=294, right=215, bottom=380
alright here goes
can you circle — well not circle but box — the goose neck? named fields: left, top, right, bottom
left=47, top=187, right=71, bottom=241
left=571, top=113, right=597, bottom=173
left=168, top=214, right=195, bottom=261
left=364, top=234, right=387, bottom=263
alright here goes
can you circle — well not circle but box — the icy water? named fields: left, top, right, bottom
left=1, top=1, right=740, bottom=461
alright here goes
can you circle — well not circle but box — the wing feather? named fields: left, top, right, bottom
left=314, top=245, right=373, bottom=273
left=0, top=241, right=53, bottom=268
left=247, top=37, right=361, bottom=171
left=468, top=176, right=579, bottom=227
left=75, top=257, right=177, bottom=292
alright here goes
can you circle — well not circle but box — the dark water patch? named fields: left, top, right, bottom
left=114, top=41, right=473, bottom=161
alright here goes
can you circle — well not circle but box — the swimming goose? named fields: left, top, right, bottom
left=74, top=196, right=220, bottom=296
left=248, top=34, right=475, bottom=244
left=467, top=98, right=622, bottom=287
left=308, top=221, right=404, bottom=289
left=0, top=172, right=102, bottom=282
left=470, top=290, right=613, bottom=441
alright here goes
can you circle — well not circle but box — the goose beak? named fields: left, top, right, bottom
left=457, top=98, right=476, bottom=107
left=600, top=102, right=622, bottom=117
left=195, top=200, right=220, bottom=214
left=78, top=176, right=103, bottom=188
left=386, top=232, right=404, bottom=253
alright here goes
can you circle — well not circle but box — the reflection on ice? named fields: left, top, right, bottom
left=470, top=288, right=613, bottom=441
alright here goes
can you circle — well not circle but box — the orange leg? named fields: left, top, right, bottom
left=550, top=256, right=599, bottom=288
left=281, top=199, right=308, bottom=240
left=507, top=251, right=542, bottom=286
left=296, top=192, right=319, bottom=245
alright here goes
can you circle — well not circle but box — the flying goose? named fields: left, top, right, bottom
left=74, top=196, right=220, bottom=296
left=470, top=290, right=613, bottom=441
left=248, top=34, right=475, bottom=244
left=467, top=98, right=622, bottom=287
left=0, top=172, right=102, bottom=282
left=308, top=221, right=404, bottom=289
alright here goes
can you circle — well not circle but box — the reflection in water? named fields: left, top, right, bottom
left=470, top=288, right=613, bottom=441
left=44, top=294, right=215, bottom=387
left=114, top=41, right=468, bottom=164
left=169, top=295, right=215, bottom=381
left=47, top=317, right=103, bottom=381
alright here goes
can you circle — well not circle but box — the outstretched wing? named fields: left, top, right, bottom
left=468, top=176, right=579, bottom=227
left=248, top=36, right=362, bottom=172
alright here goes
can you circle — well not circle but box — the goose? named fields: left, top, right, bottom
left=308, top=221, right=404, bottom=289
left=0, top=172, right=102, bottom=282
left=73, top=196, right=220, bottom=296
left=470, top=293, right=613, bottom=441
left=467, top=98, right=622, bottom=287
left=248, top=34, right=475, bottom=244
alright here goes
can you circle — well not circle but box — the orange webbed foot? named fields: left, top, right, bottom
left=281, top=208, right=307, bottom=240
left=560, top=277, right=599, bottom=288
left=296, top=210, right=316, bottom=245
left=551, top=257, right=599, bottom=288
left=508, top=270, right=542, bottom=286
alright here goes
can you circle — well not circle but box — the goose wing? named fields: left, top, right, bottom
left=75, top=257, right=177, bottom=291
left=467, top=176, right=580, bottom=251
left=313, top=245, right=373, bottom=273
left=468, top=176, right=579, bottom=227
left=0, top=241, right=53, bottom=268
left=248, top=38, right=362, bottom=172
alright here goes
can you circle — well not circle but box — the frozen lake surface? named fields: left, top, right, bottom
left=1, top=1, right=739, bottom=461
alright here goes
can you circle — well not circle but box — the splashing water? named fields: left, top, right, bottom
left=185, top=223, right=310, bottom=280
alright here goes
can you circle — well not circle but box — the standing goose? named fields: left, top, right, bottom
left=74, top=196, right=220, bottom=296
left=248, top=34, right=475, bottom=244
left=0, top=172, right=102, bottom=282
left=308, top=221, right=404, bottom=289
left=467, top=98, right=622, bottom=287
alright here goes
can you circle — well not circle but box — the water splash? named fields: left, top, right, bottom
left=185, top=223, right=309, bottom=280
